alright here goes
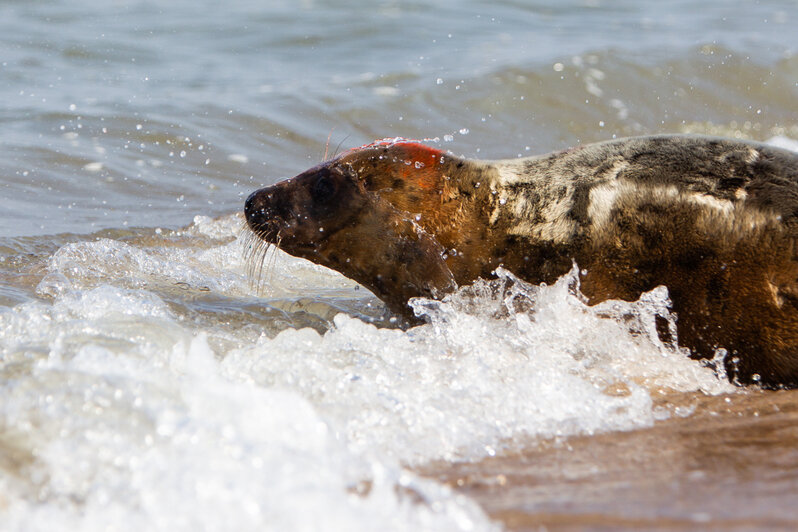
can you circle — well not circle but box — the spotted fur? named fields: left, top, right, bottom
left=245, top=135, right=798, bottom=388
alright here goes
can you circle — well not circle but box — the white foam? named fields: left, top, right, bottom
left=222, top=266, right=729, bottom=465
left=1, top=334, right=495, bottom=531
left=39, top=217, right=359, bottom=302
left=765, top=135, right=798, bottom=153
left=184, top=213, right=246, bottom=240
left=0, top=214, right=733, bottom=530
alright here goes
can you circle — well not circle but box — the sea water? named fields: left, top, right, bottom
left=1, top=215, right=732, bottom=530
left=1, top=0, right=797, bottom=529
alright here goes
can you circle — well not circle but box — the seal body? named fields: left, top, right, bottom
left=245, top=135, right=798, bottom=388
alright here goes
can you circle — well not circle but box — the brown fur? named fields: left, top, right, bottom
left=245, top=135, right=798, bottom=388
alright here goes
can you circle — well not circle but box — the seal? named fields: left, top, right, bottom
left=244, top=135, right=798, bottom=388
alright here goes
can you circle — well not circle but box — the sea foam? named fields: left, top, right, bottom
left=0, top=214, right=733, bottom=531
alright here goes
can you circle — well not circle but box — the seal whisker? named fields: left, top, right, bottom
left=331, top=135, right=350, bottom=161
left=241, top=226, right=273, bottom=295
left=323, top=127, right=336, bottom=161
left=264, top=233, right=282, bottom=288
left=239, top=226, right=257, bottom=269
left=258, top=235, right=278, bottom=294
left=248, top=230, right=283, bottom=295
left=253, top=240, right=268, bottom=294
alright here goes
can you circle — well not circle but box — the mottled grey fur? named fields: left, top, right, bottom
left=484, top=135, right=797, bottom=243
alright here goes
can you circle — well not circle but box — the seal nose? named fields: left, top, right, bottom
left=245, top=187, right=284, bottom=235
left=244, top=189, right=271, bottom=227
left=244, top=190, right=258, bottom=219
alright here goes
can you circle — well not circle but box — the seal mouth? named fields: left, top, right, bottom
left=243, top=188, right=286, bottom=288
left=246, top=218, right=281, bottom=244
left=246, top=217, right=323, bottom=257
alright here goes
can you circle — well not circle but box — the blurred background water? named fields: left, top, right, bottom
left=1, top=0, right=796, bottom=237
left=1, top=1, right=798, bottom=530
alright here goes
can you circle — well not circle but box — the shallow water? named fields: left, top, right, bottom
left=427, top=389, right=798, bottom=531
left=2, top=1, right=798, bottom=530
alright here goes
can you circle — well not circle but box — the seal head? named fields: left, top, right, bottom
left=245, top=139, right=459, bottom=319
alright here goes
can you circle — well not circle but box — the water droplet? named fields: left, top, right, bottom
left=459, top=128, right=469, bottom=135
left=436, top=78, right=444, bottom=85
left=414, top=161, right=424, bottom=169
left=443, top=134, right=454, bottom=142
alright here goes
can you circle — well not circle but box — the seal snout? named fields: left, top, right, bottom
left=244, top=189, right=269, bottom=222
left=244, top=189, right=266, bottom=226
left=244, top=187, right=284, bottom=241
left=243, top=189, right=261, bottom=223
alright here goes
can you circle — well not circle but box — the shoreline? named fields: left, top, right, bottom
left=422, top=389, right=798, bottom=531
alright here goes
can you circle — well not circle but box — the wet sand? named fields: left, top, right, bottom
left=423, top=389, right=798, bottom=531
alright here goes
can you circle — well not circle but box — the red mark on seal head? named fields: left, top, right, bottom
left=349, top=138, right=446, bottom=190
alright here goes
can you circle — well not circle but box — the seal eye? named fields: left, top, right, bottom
left=311, top=173, right=338, bottom=203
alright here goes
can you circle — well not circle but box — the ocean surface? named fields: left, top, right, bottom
left=1, top=0, right=798, bottom=530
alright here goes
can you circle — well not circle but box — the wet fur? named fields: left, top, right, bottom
left=245, top=135, right=798, bottom=388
